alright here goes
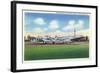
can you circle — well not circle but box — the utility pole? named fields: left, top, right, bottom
left=74, top=28, right=76, bottom=38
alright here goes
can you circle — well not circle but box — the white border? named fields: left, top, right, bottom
left=16, top=3, right=96, bottom=70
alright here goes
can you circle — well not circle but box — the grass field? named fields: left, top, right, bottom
left=24, top=42, right=89, bottom=61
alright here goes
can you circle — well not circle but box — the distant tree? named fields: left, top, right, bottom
left=24, top=36, right=26, bottom=40
left=27, top=35, right=31, bottom=41
left=86, top=36, right=89, bottom=41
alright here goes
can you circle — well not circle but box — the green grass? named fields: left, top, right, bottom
left=24, top=42, right=89, bottom=61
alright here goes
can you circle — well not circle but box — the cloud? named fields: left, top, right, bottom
left=77, top=29, right=89, bottom=37
left=33, top=27, right=46, bottom=34
left=62, top=20, right=75, bottom=31
left=33, top=18, right=45, bottom=25
left=75, top=20, right=84, bottom=30
left=62, top=20, right=84, bottom=31
left=78, top=20, right=84, bottom=25
left=62, top=24, right=73, bottom=31
left=55, top=30, right=62, bottom=33
left=69, top=20, right=75, bottom=25
left=49, top=20, right=59, bottom=30
left=44, top=28, right=48, bottom=31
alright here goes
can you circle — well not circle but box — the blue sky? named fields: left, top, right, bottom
left=24, top=12, right=89, bottom=34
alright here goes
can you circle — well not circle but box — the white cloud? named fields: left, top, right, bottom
left=62, top=20, right=75, bottom=31
left=75, top=20, right=84, bottom=30
left=55, top=30, right=62, bottom=33
left=69, top=20, right=75, bottom=25
left=77, top=29, right=89, bottom=37
left=62, top=20, right=84, bottom=31
left=44, top=28, right=48, bottom=31
left=33, top=18, right=45, bottom=25
left=78, top=20, right=84, bottom=25
left=62, top=24, right=73, bottom=31
left=49, top=20, right=59, bottom=30
left=33, top=28, right=45, bottom=34
left=75, top=24, right=84, bottom=30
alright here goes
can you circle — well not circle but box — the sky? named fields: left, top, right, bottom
left=24, top=12, right=89, bottom=34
